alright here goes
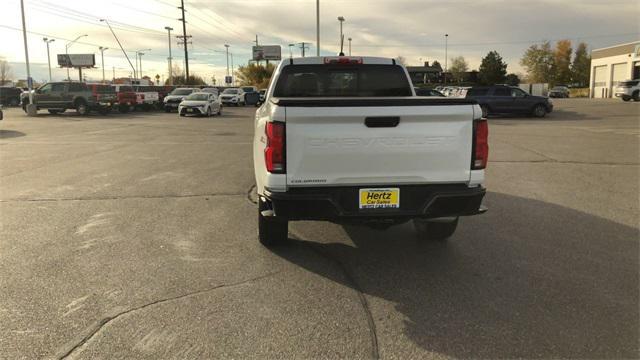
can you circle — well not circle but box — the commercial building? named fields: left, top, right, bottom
left=590, top=41, right=640, bottom=98
left=406, top=62, right=442, bottom=85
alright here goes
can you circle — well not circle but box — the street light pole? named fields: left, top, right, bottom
left=348, top=37, right=352, bottom=56
left=316, top=0, right=320, bottom=56
left=43, top=38, right=55, bottom=82
left=224, top=44, right=230, bottom=77
left=231, top=53, right=235, bottom=86
left=337, top=16, right=345, bottom=55
left=288, top=43, right=295, bottom=58
left=99, top=46, right=108, bottom=83
left=135, top=49, right=151, bottom=82
left=444, top=34, right=448, bottom=85
left=65, top=34, right=88, bottom=81
left=164, top=26, right=173, bottom=85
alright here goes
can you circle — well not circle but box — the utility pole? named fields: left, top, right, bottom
left=289, top=43, right=295, bottom=58
left=179, top=0, right=189, bottom=80
left=165, top=26, right=173, bottom=85
left=99, top=46, right=108, bottom=83
left=444, top=33, right=448, bottom=85
left=101, top=19, right=136, bottom=79
left=231, top=53, right=235, bottom=86
left=316, top=0, right=320, bottom=56
left=348, top=37, right=352, bottom=56
left=20, top=0, right=34, bottom=114
left=43, top=38, right=55, bottom=82
left=254, top=34, right=259, bottom=65
left=298, top=42, right=309, bottom=57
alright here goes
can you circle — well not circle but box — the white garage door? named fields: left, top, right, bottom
left=593, top=66, right=607, bottom=87
left=611, top=63, right=628, bottom=86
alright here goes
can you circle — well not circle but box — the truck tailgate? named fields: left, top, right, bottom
left=284, top=101, right=474, bottom=187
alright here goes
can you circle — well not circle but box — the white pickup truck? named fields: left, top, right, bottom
left=253, top=56, right=488, bottom=246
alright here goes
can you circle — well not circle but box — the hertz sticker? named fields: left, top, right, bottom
left=359, top=188, right=400, bottom=209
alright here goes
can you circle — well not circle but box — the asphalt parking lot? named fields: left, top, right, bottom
left=1, top=99, right=638, bottom=359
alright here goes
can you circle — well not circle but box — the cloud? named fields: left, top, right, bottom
left=1, top=0, right=638, bottom=82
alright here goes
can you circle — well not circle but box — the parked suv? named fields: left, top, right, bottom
left=0, top=87, right=22, bottom=106
left=163, top=88, right=197, bottom=112
left=614, top=80, right=640, bottom=102
left=548, top=86, right=570, bottom=98
left=465, top=85, right=553, bottom=118
left=20, top=82, right=106, bottom=115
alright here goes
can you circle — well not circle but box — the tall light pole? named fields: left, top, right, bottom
left=20, top=0, right=34, bottom=113
left=101, top=19, right=136, bottom=79
left=164, top=26, right=173, bottom=85
left=337, top=16, right=345, bottom=55
left=348, top=37, right=352, bottom=56
left=43, top=38, right=55, bottom=82
left=98, top=46, right=108, bottom=83
left=231, top=53, right=235, bottom=86
left=288, top=43, right=295, bottom=58
left=444, top=34, right=448, bottom=85
left=316, top=0, right=320, bottom=56
left=136, top=49, right=151, bottom=80
left=65, top=34, right=88, bottom=80
left=224, top=44, right=230, bottom=77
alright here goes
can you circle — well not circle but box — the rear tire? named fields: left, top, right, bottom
left=532, top=104, right=547, bottom=118
left=622, top=96, right=631, bottom=102
left=75, top=100, right=89, bottom=116
left=414, top=217, right=459, bottom=241
left=258, top=198, right=288, bottom=246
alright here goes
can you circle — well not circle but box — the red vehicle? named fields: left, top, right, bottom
left=86, top=84, right=117, bottom=114
left=112, top=85, right=137, bottom=113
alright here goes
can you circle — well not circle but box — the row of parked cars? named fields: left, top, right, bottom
left=415, top=85, right=554, bottom=118
left=9, top=82, right=266, bottom=116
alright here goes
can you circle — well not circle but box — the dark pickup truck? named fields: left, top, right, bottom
left=465, top=85, right=553, bottom=118
left=21, top=82, right=112, bottom=115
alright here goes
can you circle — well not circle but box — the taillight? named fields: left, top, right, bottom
left=472, top=119, right=489, bottom=169
left=265, top=122, right=286, bottom=173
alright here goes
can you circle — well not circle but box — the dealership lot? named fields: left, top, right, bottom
left=0, top=99, right=638, bottom=358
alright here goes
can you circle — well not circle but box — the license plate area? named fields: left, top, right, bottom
left=359, top=188, right=399, bottom=210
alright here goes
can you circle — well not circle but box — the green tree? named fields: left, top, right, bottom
left=478, top=51, right=507, bottom=85
left=520, top=41, right=556, bottom=84
left=505, top=73, right=521, bottom=86
left=571, top=42, right=590, bottom=87
left=235, top=63, right=276, bottom=89
left=554, top=39, right=573, bottom=85
left=449, top=56, right=468, bottom=83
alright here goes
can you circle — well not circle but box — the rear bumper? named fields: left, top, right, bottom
left=263, top=184, right=486, bottom=222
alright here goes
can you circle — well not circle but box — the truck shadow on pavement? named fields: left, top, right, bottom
left=0, top=130, right=26, bottom=139
left=272, top=192, right=639, bottom=358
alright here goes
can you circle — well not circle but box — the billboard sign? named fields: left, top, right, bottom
left=252, top=45, right=282, bottom=61
left=57, top=54, right=96, bottom=68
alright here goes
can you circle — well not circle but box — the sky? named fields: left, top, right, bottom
left=1, top=0, right=639, bottom=84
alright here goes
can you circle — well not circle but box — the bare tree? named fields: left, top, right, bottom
left=449, top=56, right=469, bottom=83
left=0, top=57, right=12, bottom=85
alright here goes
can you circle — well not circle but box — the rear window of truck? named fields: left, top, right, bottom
left=273, top=64, right=412, bottom=97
